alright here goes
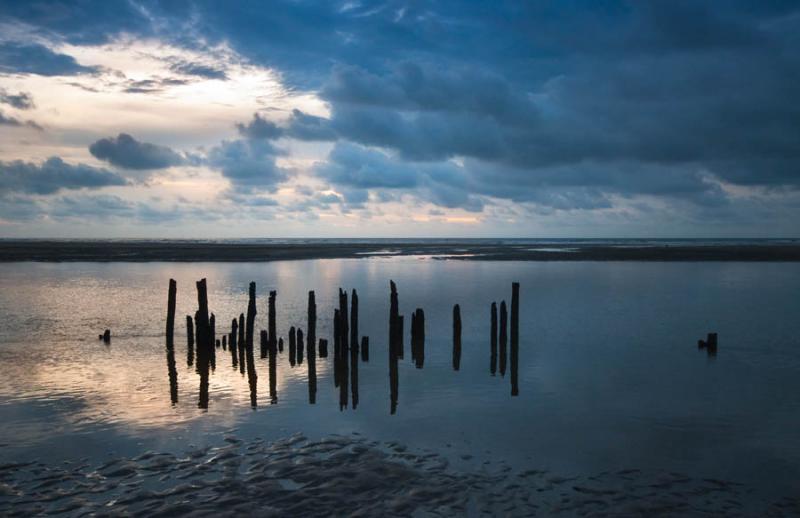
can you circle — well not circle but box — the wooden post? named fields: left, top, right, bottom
left=499, top=301, right=508, bottom=377
left=209, top=312, right=216, bottom=371
left=222, top=334, right=227, bottom=351
left=166, top=279, right=176, bottom=350
left=230, top=318, right=238, bottom=368
left=278, top=337, right=284, bottom=353
left=350, top=289, right=359, bottom=348
left=414, top=308, right=425, bottom=369
left=490, top=302, right=497, bottom=375
left=102, top=329, right=111, bottom=343
left=268, top=326, right=277, bottom=404
left=510, top=282, right=519, bottom=396
left=209, top=313, right=216, bottom=348
left=333, top=309, right=341, bottom=385
left=186, top=315, right=195, bottom=366
left=453, top=304, right=461, bottom=371
left=319, top=338, right=328, bottom=358
left=195, top=279, right=211, bottom=409
left=307, top=290, right=316, bottom=360
left=289, top=326, right=296, bottom=367
left=238, top=313, right=245, bottom=374
left=307, top=324, right=317, bottom=404
left=361, top=336, right=369, bottom=362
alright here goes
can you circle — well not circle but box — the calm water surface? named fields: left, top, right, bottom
left=1, top=258, right=799, bottom=496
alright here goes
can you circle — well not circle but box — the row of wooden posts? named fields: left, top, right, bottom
left=165, top=278, right=520, bottom=410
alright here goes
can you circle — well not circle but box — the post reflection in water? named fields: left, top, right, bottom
left=162, top=278, right=520, bottom=415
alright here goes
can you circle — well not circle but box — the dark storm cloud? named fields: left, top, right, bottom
left=236, top=113, right=283, bottom=140
left=89, top=134, right=184, bottom=170
left=8, top=0, right=800, bottom=214
left=0, top=0, right=154, bottom=45
left=0, top=42, right=99, bottom=76
left=0, top=88, right=34, bottom=109
left=207, top=138, right=287, bottom=192
left=168, top=59, right=227, bottom=80
left=0, top=157, right=127, bottom=195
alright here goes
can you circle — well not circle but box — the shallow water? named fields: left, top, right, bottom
left=1, top=258, right=799, bottom=507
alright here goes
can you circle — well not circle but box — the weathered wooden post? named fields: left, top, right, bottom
left=333, top=309, right=341, bottom=385
left=166, top=343, right=178, bottom=405
left=499, top=301, right=508, bottom=377
left=453, top=304, right=462, bottom=371
left=351, top=289, right=359, bottom=348
left=195, top=278, right=211, bottom=409
left=166, top=279, right=177, bottom=350
left=289, top=326, right=296, bottom=367
left=209, top=313, right=216, bottom=348
left=186, top=315, right=195, bottom=363
left=490, top=302, right=497, bottom=375
left=307, top=325, right=317, bottom=404
left=414, top=308, right=425, bottom=368
left=510, top=282, right=519, bottom=396
left=238, top=313, right=245, bottom=374
left=350, top=325, right=359, bottom=410
left=268, top=328, right=278, bottom=404
left=319, top=338, right=328, bottom=358
left=307, top=291, right=316, bottom=359
left=209, top=312, right=216, bottom=371
left=222, top=334, right=227, bottom=351
left=278, top=337, right=284, bottom=353
left=361, top=336, right=369, bottom=362
left=102, top=329, right=111, bottom=343
left=339, top=289, right=349, bottom=354
left=230, top=318, right=238, bottom=368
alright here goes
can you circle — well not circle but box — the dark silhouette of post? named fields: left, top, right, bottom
left=361, top=336, right=369, bottom=362
left=195, top=279, right=211, bottom=409
left=297, top=328, right=304, bottom=365
left=307, top=291, right=316, bottom=360
left=412, top=308, right=425, bottom=368
left=210, top=313, right=216, bottom=348
left=166, top=341, right=178, bottom=405
left=102, top=329, right=110, bottom=343
left=308, top=327, right=317, bottom=404
left=209, top=312, right=216, bottom=371
left=453, top=304, right=462, bottom=371
left=230, top=318, right=238, bottom=368
left=350, top=289, right=359, bottom=348
left=278, top=337, right=284, bottom=353
left=490, top=302, right=497, bottom=375
left=166, top=279, right=177, bottom=350
left=268, top=328, right=278, bottom=404
left=333, top=309, right=341, bottom=386
left=510, top=282, right=519, bottom=396
left=186, top=315, right=195, bottom=367
left=389, top=281, right=400, bottom=358
left=499, top=301, right=508, bottom=377
left=245, top=282, right=256, bottom=359
left=289, top=326, right=297, bottom=367
left=319, top=338, right=328, bottom=358
left=268, top=290, right=277, bottom=355
left=238, top=313, right=245, bottom=374
left=339, top=289, right=349, bottom=353
left=222, top=334, right=227, bottom=351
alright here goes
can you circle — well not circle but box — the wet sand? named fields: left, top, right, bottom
left=1, top=433, right=797, bottom=517
left=1, top=240, right=799, bottom=262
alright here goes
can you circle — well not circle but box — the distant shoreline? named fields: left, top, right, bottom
left=1, top=240, right=800, bottom=262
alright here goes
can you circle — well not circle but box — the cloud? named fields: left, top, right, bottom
left=0, top=88, right=34, bottom=109
left=168, top=59, right=227, bottom=80
left=0, top=111, right=42, bottom=130
left=0, top=157, right=127, bottom=195
left=0, top=41, right=99, bottom=76
left=89, top=134, right=184, bottom=170
left=236, top=113, right=283, bottom=140
left=207, top=138, right=288, bottom=192
left=122, top=77, right=190, bottom=94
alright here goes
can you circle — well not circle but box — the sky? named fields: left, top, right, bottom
left=0, top=1, right=799, bottom=238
